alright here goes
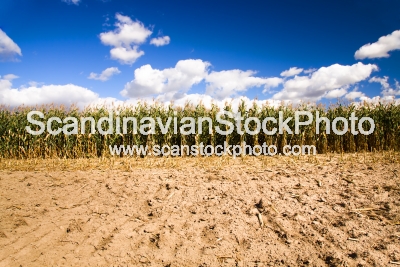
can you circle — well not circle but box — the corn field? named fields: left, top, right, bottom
left=1, top=101, right=399, bottom=159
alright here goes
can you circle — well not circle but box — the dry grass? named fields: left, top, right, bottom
left=0, top=151, right=398, bottom=172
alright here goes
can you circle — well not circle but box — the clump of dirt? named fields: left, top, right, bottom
left=13, top=218, right=28, bottom=228
left=0, top=231, right=6, bottom=238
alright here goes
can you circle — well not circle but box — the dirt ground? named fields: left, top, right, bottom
left=0, top=154, right=399, bottom=266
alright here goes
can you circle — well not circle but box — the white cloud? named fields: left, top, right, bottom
left=369, top=76, right=400, bottom=97
left=2, top=74, right=19, bottom=81
left=205, top=70, right=282, bottom=99
left=100, top=14, right=152, bottom=47
left=351, top=77, right=400, bottom=106
left=121, top=59, right=282, bottom=100
left=345, top=90, right=366, bottom=100
left=357, top=95, right=400, bottom=106
left=109, top=46, right=144, bottom=65
left=369, top=76, right=390, bottom=89
left=88, top=67, right=120, bottom=81
left=304, top=68, right=317, bottom=74
left=100, top=13, right=152, bottom=64
left=150, top=36, right=170, bottom=47
left=62, top=0, right=80, bottom=5
left=280, top=67, right=303, bottom=77
left=0, top=68, right=284, bottom=109
left=273, top=63, right=378, bottom=102
left=121, top=59, right=210, bottom=98
left=0, top=77, right=99, bottom=108
left=0, top=29, right=22, bottom=61
left=355, top=30, right=400, bottom=59
left=325, top=88, right=348, bottom=99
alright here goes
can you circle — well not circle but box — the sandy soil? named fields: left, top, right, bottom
left=0, top=154, right=399, bottom=266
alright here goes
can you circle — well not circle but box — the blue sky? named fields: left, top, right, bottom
left=0, top=0, right=399, bottom=108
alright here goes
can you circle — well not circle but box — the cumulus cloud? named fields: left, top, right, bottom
left=62, top=0, right=80, bottom=5
left=369, top=76, right=390, bottom=89
left=325, top=88, right=348, bottom=99
left=369, top=76, right=400, bottom=97
left=100, top=13, right=152, bottom=64
left=356, top=94, right=400, bottom=106
left=109, top=47, right=145, bottom=65
left=0, top=29, right=22, bottom=61
left=345, top=89, right=366, bottom=100
left=0, top=77, right=99, bottom=108
left=100, top=14, right=152, bottom=47
left=150, top=36, right=170, bottom=47
left=346, top=77, right=400, bottom=106
left=0, top=67, right=283, bottom=109
left=273, top=63, right=378, bottom=102
left=205, top=70, right=282, bottom=99
left=121, top=59, right=210, bottom=98
left=280, top=67, right=303, bottom=77
left=121, top=59, right=282, bottom=100
left=88, top=67, right=120, bottom=81
left=355, top=30, right=400, bottom=59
